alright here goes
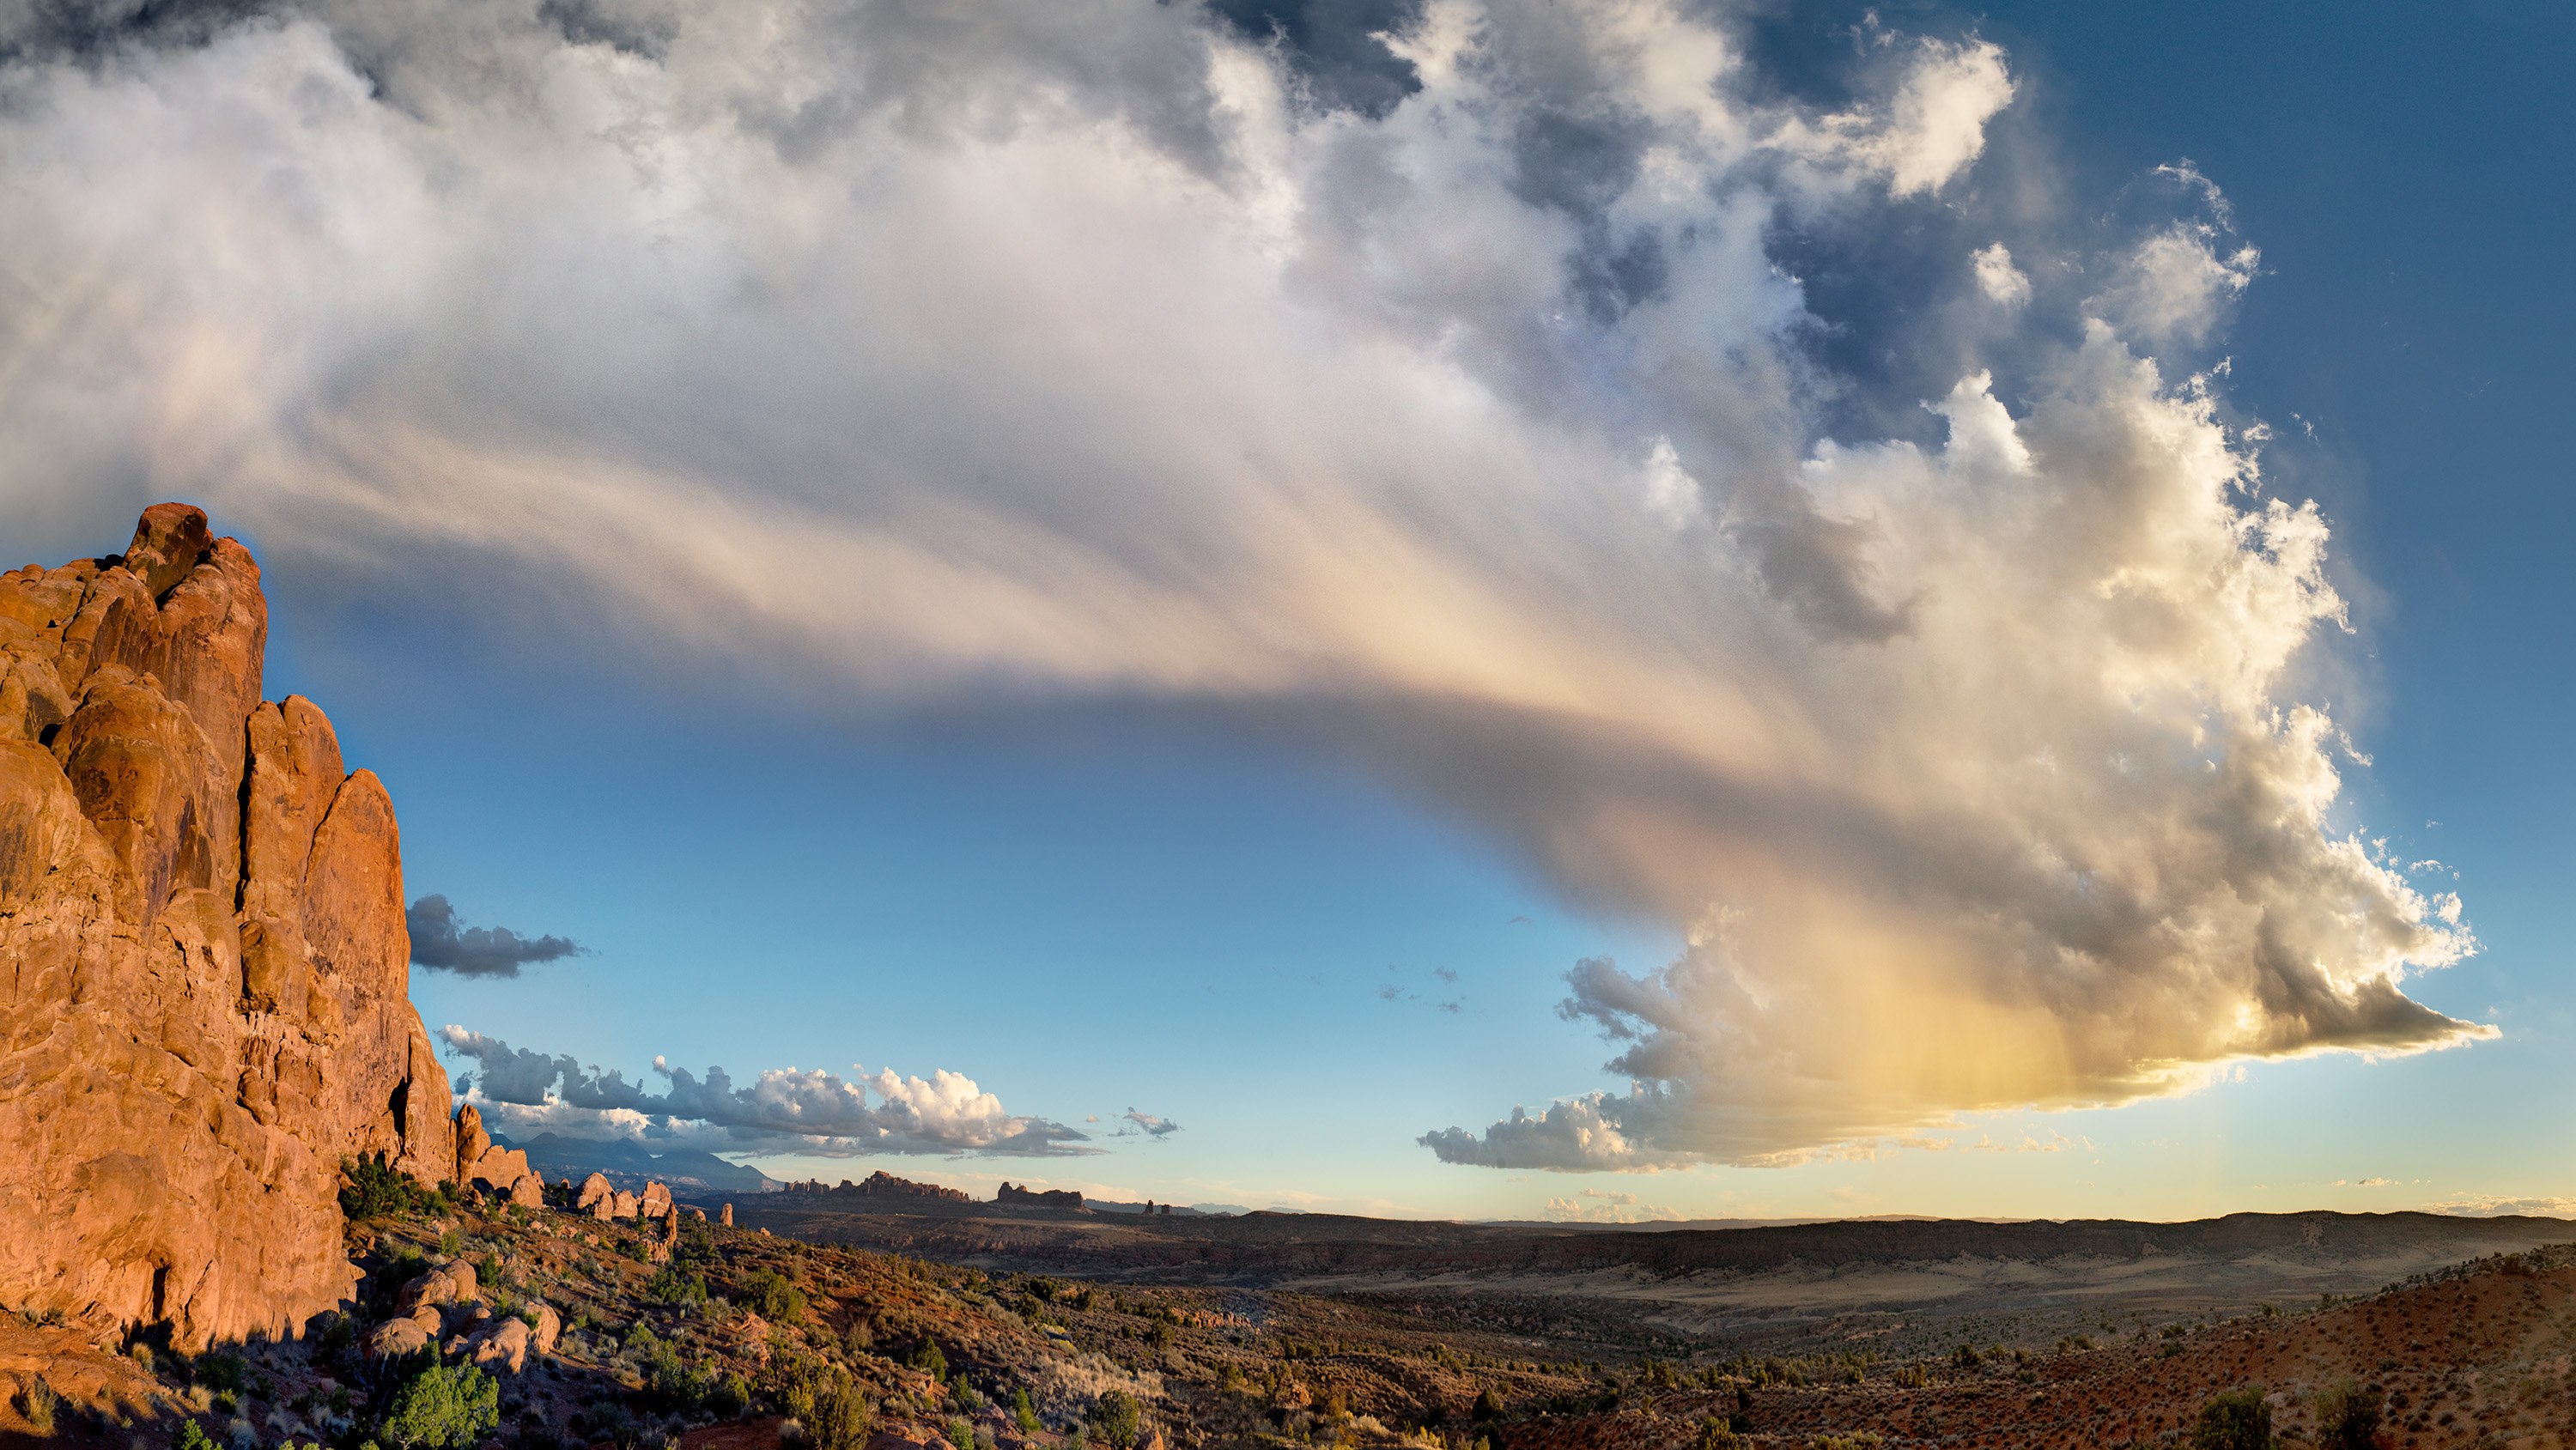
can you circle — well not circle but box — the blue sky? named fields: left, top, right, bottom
left=6, top=0, right=2571, bottom=1222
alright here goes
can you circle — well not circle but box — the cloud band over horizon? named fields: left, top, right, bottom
left=0, top=0, right=2488, bottom=1168
left=437, top=1028, right=1092, bottom=1157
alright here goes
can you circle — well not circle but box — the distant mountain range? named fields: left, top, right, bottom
left=494, top=1131, right=781, bottom=1196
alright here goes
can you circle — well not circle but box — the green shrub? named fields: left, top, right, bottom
left=2314, top=1379, right=2384, bottom=1450
left=1471, top=1386, right=1504, bottom=1423
left=1691, top=1416, right=1740, bottom=1450
left=677, top=1217, right=717, bottom=1265
left=809, top=1378, right=874, bottom=1450
left=1091, top=1390, right=1142, bottom=1450
left=765, top=1354, right=835, bottom=1423
left=380, top=1362, right=500, bottom=1450
left=908, top=1343, right=949, bottom=1380
left=944, top=1419, right=973, bottom=1450
left=175, top=1420, right=216, bottom=1450
left=646, top=1270, right=709, bottom=1309
left=2190, top=1386, right=2272, bottom=1450
left=741, top=1271, right=807, bottom=1325
left=624, top=1326, right=707, bottom=1412
left=708, top=1374, right=753, bottom=1419
left=340, top=1156, right=428, bottom=1221
left=1013, top=1388, right=1042, bottom=1435
left=195, top=1355, right=246, bottom=1392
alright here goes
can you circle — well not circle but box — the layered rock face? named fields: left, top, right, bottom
left=0, top=505, right=453, bottom=1350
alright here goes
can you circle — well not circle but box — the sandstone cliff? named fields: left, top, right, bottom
left=0, top=505, right=453, bottom=1350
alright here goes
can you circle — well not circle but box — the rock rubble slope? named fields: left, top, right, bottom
left=0, top=504, right=454, bottom=1349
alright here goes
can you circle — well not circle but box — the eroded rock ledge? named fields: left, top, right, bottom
left=0, top=505, right=454, bottom=1349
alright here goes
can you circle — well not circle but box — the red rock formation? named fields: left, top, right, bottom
left=0, top=506, right=453, bottom=1350
left=453, top=1103, right=492, bottom=1186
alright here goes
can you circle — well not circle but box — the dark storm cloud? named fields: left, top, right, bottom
left=0, top=0, right=264, bottom=61
left=1204, top=0, right=1422, bottom=117
left=406, top=895, right=586, bottom=978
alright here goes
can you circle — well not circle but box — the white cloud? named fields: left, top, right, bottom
left=1537, top=1187, right=1685, bottom=1224
left=0, top=0, right=2482, bottom=1170
left=2430, top=1194, right=2576, bottom=1219
left=438, top=1027, right=1091, bottom=1156
left=1971, top=242, right=2031, bottom=306
left=2098, top=224, right=2260, bottom=346
left=1793, top=35, right=2017, bottom=197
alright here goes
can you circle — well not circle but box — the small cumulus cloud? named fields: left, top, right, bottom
left=1971, top=243, right=2031, bottom=306
left=1538, top=1187, right=1685, bottom=1224
left=407, top=895, right=584, bottom=977
left=1111, top=1107, right=1182, bottom=1139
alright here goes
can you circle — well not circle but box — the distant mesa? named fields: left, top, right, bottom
left=998, top=1181, right=1086, bottom=1210
left=0, top=505, right=454, bottom=1348
left=777, top=1170, right=969, bottom=1201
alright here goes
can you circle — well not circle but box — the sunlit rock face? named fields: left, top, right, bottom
left=0, top=503, right=452, bottom=1350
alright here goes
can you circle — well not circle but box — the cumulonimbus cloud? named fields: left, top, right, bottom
left=406, top=895, right=585, bottom=977
left=437, top=1028, right=1091, bottom=1157
left=0, top=0, right=2485, bottom=1167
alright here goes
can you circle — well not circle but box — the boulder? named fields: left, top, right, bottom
left=507, top=1171, right=544, bottom=1209
left=576, top=1173, right=613, bottom=1214
left=0, top=508, right=453, bottom=1350
left=720, top=1204, right=733, bottom=1227
left=528, top=1301, right=562, bottom=1356
left=395, top=1260, right=477, bottom=1316
left=364, top=1319, right=434, bottom=1360
left=684, top=1207, right=707, bottom=1223
left=640, top=1180, right=672, bottom=1218
left=464, top=1314, right=532, bottom=1375
left=610, top=1190, right=639, bottom=1220
left=465, top=1144, right=532, bottom=1194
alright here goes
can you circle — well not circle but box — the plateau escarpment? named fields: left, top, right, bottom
left=0, top=505, right=454, bottom=1349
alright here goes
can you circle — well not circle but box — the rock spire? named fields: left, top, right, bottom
left=0, top=505, right=454, bottom=1349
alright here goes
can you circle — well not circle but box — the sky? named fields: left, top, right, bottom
left=3, top=0, right=2571, bottom=1223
